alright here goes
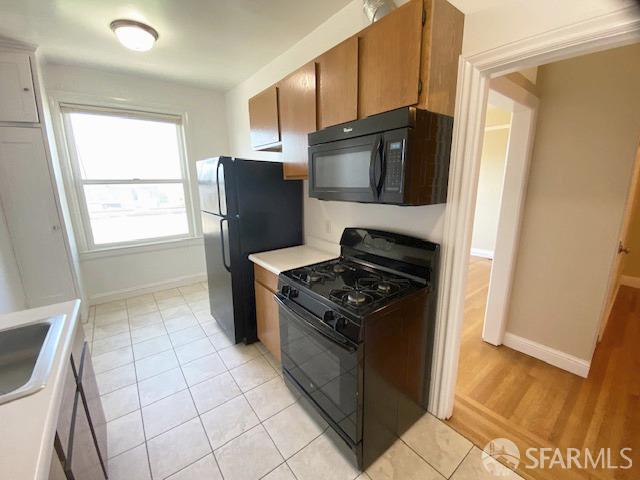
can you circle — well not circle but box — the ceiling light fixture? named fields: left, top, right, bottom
left=110, top=19, right=158, bottom=52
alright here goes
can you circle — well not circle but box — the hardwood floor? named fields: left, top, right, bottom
left=446, top=257, right=640, bottom=480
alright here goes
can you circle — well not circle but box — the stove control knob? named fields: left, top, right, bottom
left=323, top=311, right=335, bottom=324
left=335, top=316, right=347, bottom=331
left=280, top=285, right=291, bottom=297
left=289, top=288, right=298, bottom=298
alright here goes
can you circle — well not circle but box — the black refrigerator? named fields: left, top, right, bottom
left=196, top=157, right=302, bottom=344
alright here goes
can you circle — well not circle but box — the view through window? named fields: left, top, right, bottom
left=62, top=107, right=193, bottom=248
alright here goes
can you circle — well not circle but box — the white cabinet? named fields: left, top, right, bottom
left=0, top=52, right=39, bottom=123
left=0, top=127, right=75, bottom=306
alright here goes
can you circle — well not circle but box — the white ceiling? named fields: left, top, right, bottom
left=0, top=0, right=354, bottom=89
left=0, top=0, right=513, bottom=91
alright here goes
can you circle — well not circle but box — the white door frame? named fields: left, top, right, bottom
left=429, top=7, right=640, bottom=419
left=481, top=83, right=538, bottom=346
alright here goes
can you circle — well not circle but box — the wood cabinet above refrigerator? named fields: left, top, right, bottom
left=248, top=85, right=281, bottom=151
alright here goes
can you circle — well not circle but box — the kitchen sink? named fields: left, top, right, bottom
left=0, top=315, right=66, bottom=405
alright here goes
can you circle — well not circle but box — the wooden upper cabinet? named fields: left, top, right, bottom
left=316, top=37, right=358, bottom=130
left=248, top=85, right=281, bottom=150
left=358, top=0, right=464, bottom=119
left=357, top=0, right=424, bottom=119
left=279, top=61, right=316, bottom=179
left=417, top=0, right=465, bottom=116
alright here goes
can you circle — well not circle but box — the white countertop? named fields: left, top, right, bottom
left=249, top=245, right=337, bottom=275
left=0, top=300, right=81, bottom=480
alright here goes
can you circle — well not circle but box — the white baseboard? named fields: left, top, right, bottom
left=620, top=275, right=640, bottom=289
left=470, top=248, right=494, bottom=259
left=89, top=273, right=207, bottom=305
left=503, top=332, right=591, bottom=378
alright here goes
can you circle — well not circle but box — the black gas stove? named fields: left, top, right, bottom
left=277, top=228, right=440, bottom=470
left=283, top=258, right=421, bottom=317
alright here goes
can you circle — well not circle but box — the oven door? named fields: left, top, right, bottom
left=309, top=133, right=385, bottom=203
left=276, top=294, right=361, bottom=446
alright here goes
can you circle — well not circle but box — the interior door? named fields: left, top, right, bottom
left=0, top=127, right=75, bottom=307
left=202, top=212, right=235, bottom=341
left=599, top=142, right=640, bottom=340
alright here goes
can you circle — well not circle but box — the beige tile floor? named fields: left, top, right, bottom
left=84, top=282, right=524, bottom=480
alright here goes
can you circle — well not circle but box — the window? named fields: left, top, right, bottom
left=61, top=106, right=194, bottom=250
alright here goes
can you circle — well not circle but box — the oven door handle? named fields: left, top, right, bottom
left=274, top=293, right=357, bottom=353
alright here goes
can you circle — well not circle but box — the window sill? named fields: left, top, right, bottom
left=80, top=236, right=204, bottom=261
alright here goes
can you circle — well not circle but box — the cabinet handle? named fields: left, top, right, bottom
left=23, top=87, right=31, bottom=92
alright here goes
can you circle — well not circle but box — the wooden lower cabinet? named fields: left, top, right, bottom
left=254, top=265, right=281, bottom=362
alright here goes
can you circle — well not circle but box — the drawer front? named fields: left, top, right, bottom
left=254, top=264, right=278, bottom=293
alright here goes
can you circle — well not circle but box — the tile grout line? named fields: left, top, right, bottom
left=446, top=445, right=475, bottom=480
left=172, top=288, right=227, bottom=480
left=127, top=297, right=154, bottom=480
left=99, top=284, right=368, bottom=480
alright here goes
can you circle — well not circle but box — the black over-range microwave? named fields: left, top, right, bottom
left=308, top=107, right=453, bottom=206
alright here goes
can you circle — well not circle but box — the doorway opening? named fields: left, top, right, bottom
left=443, top=43, right=640, bottom=480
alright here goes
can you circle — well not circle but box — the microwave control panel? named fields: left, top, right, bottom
left=384, top=141, right=404, bottom=192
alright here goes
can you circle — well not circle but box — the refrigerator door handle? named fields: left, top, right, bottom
left=219, top=217, right=231, bottom=272
left=216, top=160, right=223, bottom=216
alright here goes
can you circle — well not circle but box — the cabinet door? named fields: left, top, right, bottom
left=0, top=52, right=39, bottom=123
left=48, top=450, right=67, bottom=480
left=0, top=127, right=75, bottom=307
left=279, top=62, right=316, bottom=179
left=55, top=362, right=77, bottom=463
left=358, top=0, right=424, bottom=118
left=249, top=86, right=280, bottom=149
left=316, top=37, right=358, bottom=130
left=255, top=281, right=281, bottom=363
left=78, top=342, right=108, bottom=468
left=68, top=390, right=106, bottom=480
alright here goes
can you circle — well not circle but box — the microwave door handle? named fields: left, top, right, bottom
left=369, top=136, right=382, bottom=199
left=376, top=140, right=386, bottom=196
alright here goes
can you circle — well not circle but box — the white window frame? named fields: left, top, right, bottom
left=59, top=103, right=198, bottom=252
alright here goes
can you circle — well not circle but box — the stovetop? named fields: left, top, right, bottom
left=281, top=257, right=423, bottom=317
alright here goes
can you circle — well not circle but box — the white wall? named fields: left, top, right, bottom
left=225, top=0, right=446, bottom=249
left=471, top=106, right=511, bottom=256
left=462, top=0, right=636, bottom=56
left=506, top=43, right=640, bottom=361
left=471, top=129, right=509, bottom=256
left=0, top=204, right=25, bottom=313
left=42, top=63, right=230, bottom=303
